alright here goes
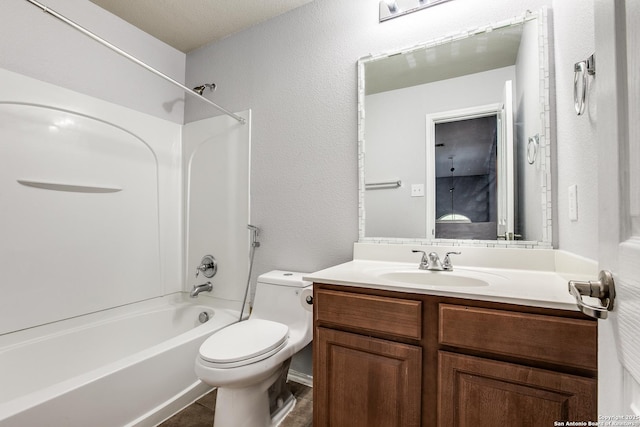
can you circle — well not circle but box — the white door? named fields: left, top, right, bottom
left=595, top=0, right=640, bottom=417
left=498, top=80, right=515, bottom=238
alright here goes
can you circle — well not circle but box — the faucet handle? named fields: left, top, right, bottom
left=412, top=250, right=428, bottom=266
left=443, top=251, right=461, bottom=270
left=195, top=255, right=218, bottom=278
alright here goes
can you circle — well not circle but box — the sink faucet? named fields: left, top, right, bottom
left=442, top=251, right=461, bottom=271
left=190, top=281, right=213, bottom=298
left=412, top=250, right=461, bottom=271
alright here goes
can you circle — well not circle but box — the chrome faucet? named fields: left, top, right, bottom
left=195, top=255, right=217, bottom=278
left=412, top=250, right=461, bottom=271
left=190, top=281, right=213, bottom=298
left=442, top=251, right=461, bottom=271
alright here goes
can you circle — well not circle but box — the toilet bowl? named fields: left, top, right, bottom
left=195, top=270, right=313, bottom=427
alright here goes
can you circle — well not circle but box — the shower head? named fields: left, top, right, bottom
left=192, top=83, right=216, bottom=96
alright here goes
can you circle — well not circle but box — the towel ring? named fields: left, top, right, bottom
left=574, top=54, right=596, bottom=116
left=527, top=134, right=539, bottom=165
left=574, top=61, right=587, bottom=115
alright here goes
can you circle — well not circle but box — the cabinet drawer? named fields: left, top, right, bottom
left=315, top=289, right=422, bottom=340
left=438, top=304, right=597, bottom=370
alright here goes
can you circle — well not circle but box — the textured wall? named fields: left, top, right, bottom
left=0, top=0, right=186, bottom=124
left=552, top=1, right=598, bottom=260
left=185, top=0, right=556, bottom=279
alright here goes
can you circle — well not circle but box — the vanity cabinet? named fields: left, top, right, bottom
left=314, top=289, right=423, bottom=427
left=313, top=284, right=597, bottom=427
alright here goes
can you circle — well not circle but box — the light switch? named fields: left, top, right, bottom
left=568, top=184, right=578, bottom=221
left=411, top=184, right=425, bottom=197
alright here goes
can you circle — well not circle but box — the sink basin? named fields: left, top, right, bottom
left=361, top=265, right=510, bottom=288
left=378, top=271, right=490, bottom=287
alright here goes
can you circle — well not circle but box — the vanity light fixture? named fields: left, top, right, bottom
left=379, top=0, right=453, bottom=22
left=383, top=0, right=399, bottom=13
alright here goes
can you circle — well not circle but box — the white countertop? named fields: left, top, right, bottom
left=304, top=259, right=592, bottom=311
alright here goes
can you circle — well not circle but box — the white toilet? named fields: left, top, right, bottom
left=195, top=270, right=313, bottom=427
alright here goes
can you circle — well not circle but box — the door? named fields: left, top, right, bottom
left=497, top=80, right=515, bottom=238
left=595, top=0, right=640, bottom=417
left=314, top=327, right=422, bottom=427
left=438, top=352, right=596, bottom=426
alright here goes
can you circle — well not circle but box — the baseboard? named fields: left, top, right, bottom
left=288, top=370, right=313, bottom=387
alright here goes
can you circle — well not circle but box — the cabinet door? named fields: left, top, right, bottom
left=314, top=327, right=422, bottom=427
left=438, top=352, right=597, bottom=427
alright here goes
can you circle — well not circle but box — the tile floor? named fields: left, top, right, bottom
left=159, top=381, right=312, bottom=427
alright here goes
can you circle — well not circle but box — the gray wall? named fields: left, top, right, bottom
left=0, top=0, right=186, bottom=124
left=185, top=0, right=572, bottom=279
left=2, top=0, right=599, bottom=268
left=552, top=0, right=598, bottom=260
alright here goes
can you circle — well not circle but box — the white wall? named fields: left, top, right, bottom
left=0, top=0, right=186, bottom=124
left=552, top=0, right=598, bottom=260
left=365, top=67, right=516, bottom=238
left=185, top=0, right=556, bottom=277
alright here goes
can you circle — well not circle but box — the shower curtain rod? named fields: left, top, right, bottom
left=24, top=0, right=246, bottom=125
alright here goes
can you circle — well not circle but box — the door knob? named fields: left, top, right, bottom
left=568, top=270, right=615, bottom=319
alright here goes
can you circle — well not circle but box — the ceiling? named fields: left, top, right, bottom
left=89, top=0, right=314, bottom=53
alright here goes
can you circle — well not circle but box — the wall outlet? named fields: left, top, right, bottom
left=411, top=184, right=425, bottom=197
left=568, top=184, right=578, bottom=221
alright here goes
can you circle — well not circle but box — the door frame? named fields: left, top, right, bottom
left=425, top=102, right=506, bottom=239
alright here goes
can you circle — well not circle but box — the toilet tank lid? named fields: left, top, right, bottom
left=257, top=270, right=311, bottom=287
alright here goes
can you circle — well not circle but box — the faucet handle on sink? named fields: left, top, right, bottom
left=443, top=251, right=461, bottom=271
left=411, top=250, right=429, bottom=269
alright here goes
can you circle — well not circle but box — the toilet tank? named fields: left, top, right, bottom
left=251, top=271, right=312, bottom=328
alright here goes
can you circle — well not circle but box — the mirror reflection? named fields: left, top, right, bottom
left=359, top=11, right=552, bottom=245
left=434, top=114, right=498, bottom=240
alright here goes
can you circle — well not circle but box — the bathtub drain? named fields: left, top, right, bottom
left=198, top=312, right=210, bottom=323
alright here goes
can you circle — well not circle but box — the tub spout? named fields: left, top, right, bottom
left=190, top=282, right=213, bottom=298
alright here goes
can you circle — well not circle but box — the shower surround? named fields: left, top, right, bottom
left=0, top=68, right=251, bottom=425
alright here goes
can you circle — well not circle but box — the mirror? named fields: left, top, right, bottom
left=358, top=10, right=553, bottom=247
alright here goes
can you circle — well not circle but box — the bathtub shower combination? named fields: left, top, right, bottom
left=0, top=296, right=240, bottom=426
left=0, top=64, right=251, bottom=426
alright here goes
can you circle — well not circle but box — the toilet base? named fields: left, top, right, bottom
left=270, top=394, right=296, bottom=427
left=212, top=367, right=295, bottom=427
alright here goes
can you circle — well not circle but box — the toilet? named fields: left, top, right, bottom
left=195, top=270, right=313, bottom=427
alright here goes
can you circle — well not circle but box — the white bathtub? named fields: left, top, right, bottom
left=0, top=294, right=240, bottom=427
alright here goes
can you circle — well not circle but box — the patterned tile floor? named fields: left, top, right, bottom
left=159, top=381, right=312, bottom=427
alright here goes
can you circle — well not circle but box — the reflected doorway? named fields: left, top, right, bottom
left=434, top=115, right=497, bottom=239
left=426, top=90, right=514, bottom=241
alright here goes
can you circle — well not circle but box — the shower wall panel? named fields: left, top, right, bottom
left=183, top=112, right=251, bottom=306
left=0, top=68, right=182, bottom=334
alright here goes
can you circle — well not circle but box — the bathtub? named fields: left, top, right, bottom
left=0, top=294, right=240, bottom=427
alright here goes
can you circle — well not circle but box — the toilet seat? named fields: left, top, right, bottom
left=199, top=319, right=289, bottom=368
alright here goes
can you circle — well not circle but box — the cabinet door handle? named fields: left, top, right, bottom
left=568, top=270, right=615, bottom=319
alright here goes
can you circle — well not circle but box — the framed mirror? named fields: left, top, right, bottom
left=358, top=9, right=553, bottom=247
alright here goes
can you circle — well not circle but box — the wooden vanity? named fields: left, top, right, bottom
left=312, top=283, right=597, bottom=427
